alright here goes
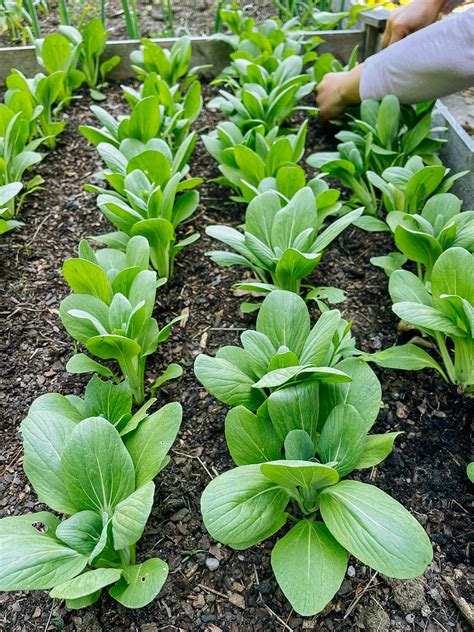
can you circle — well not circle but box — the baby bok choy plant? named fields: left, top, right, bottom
left=203, top=120, right=308, bottom=203
left=0, top=376, right=182, bottom=609
left=200, top=376, right=432, bottom=616
left=0, top=107, right=45, bottom=220
left=80, top=86, right=201, bottom=152
left=308, top=45, right=359, bottom=83
left=206, top=187, right=362, bottom=298
left=208, top=55, right=316, bottom=134
left=371, top=193, right=474, bottom=280
left=59, top=17, right=121, bottom=99
left=35, top=32, right=85, bottom=110
left=130, top=37, right=199, bottom=88
left=5, top=68, right=66, bottom=148
left=86, top=135, right=201, bottom=279
left=60, top=238, right=182, bottom=404
left=194, top=290, right=378, bottom=415
left=367, top=156, right=468, bottom=217
left=215, top=9, right=307, bottom=60
left=341, top=97, right=445, bottom=169
left=365, top=248, right=473, bottom=391
left=0, top=181, right=24, bottom=234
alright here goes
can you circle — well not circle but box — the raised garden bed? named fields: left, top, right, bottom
left=0, top=10, right=472, bottom=632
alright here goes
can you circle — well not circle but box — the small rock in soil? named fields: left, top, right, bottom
left=388, top=577, right=427, bottom=612
left=360, top=603, right=391, bottom=632
left=206, top=556, right=220, bottom=571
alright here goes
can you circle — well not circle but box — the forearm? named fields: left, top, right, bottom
left=361, top=10, right=474, bottom=103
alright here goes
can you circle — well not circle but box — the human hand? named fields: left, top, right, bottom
left=316, top=65, right=363, bottom=122
left=381, top=0, right=445, bottom=48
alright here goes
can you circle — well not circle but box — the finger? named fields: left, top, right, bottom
left=381, top=22, right=392, bottom=48
left=386, top=22, right=409, bottom=47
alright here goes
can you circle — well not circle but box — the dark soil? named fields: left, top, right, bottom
left=0, top=0, right=276, bottom=45
left=0, top=81, right=473, bottom=632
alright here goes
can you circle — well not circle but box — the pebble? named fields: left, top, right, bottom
left=347, top=565, right=356, bottom=577
left=206, top=557, right=220, bottom=571
left=406, top=614, right=415, bottom=624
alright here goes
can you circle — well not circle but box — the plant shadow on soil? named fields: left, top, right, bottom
left=0, top=81, right=472, bottom=632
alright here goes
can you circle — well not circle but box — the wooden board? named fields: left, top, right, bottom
left=0, top=31, right=366, bottom=85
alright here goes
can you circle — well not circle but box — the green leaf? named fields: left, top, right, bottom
left=319, top=358, right=381, bottom=432
left=392, top=302, right=463, bottom=336
left=61, top=417, right=135, bottom=513
left=320, top=480, right=433, bottom=578
left=50, top=568, right=122, bottom=600
left=431, top=247, right=474, bottom=306
left=66, top=590, right=102, bottom=609
left=108, top=558, right=168, bottom=608
left=150, top=363, right=183, bottom=395
left=389, top=269, right=432, bottom=305
left=21, top=410, right=76, bottom=514
left=201, top=464, right=289, bottom=549
left=376, top=95, right=400, bottom=149
left=355, top=432, right=402, bottom=469
left=284, top=430, right=315, bottom=461
left=0, top=512, right=60, bottom=538
left=194, top=354, right=264, bottom=410
left=353, top=216, right=390, bottom=232
left=56, top=511, right=103, bottom=556
left=467, top=462, right=474, bottom=483
left=124, top=402, right=182, bottom=487
left=370, top=252, right=407, bottom=277
left=252, top=365, right=350, bottom=389
left=81, top=375, right=132, bottom=425
left=300, top=310, right=341, bottom=366
left=271, top=520, right=347, bottom=616
left=112, top=482, right=155, bottom=550
left=66, top=353, right=114, bottom=378
left=256, top=290, right=310, bottom=357
left=0, top=531, right=87, bottom=590
left=225, top=405, right=282, bottom=465
left=63, top=259, right=112, bottom=304
left=363, top=344, right=445, bottom=375
left=260, top=460, right=339, bottom=490
left=318, top=404, right=367, bottom=476
left=268, top=381, right=320, bottom=443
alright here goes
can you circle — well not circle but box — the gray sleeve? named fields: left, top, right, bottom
left=360, top=10, right=474, bottom=103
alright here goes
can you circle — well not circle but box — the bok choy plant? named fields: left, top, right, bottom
left=367, top=156, right=468, bottom=216
left=0, top=376, right=182, bottom=609
left=130, top=37, right=199, bottom=87
left=366, top=247, right=474, bottom=390
left=203, top=120, right=308, bottom=202
left=59, top=17, right=121, bottom=98
left=195, top=291, right=432, bottom=615
left=207, top=55, right=316, bottom=133
left=0, top=181, right=24, bottom=234
left=85, top=135, right=201, bottom=278
left=216, top=8, right=306, bottom=59
left=80, top=84, right=201, bottom=151
left=307, top=98, right=448, bottom=222
left=200, top=380, right=432, bottom=616
left=206, top=187, right=362, bottom=297
left=60, top=239, right=182, bottom=404
left=309, top=44, right=359, bottom=83
left=35, top=32, right=85, bottom=110
left=371, top=193, right=474, bottom=280
left=0, top=107, right=45, bottom=221
left=5, top=69, right=66, bottom=148
left=194, top=291, right=376, bottom=412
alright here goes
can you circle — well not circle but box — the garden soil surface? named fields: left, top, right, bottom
left=0, top=79, right=473, bottom=632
